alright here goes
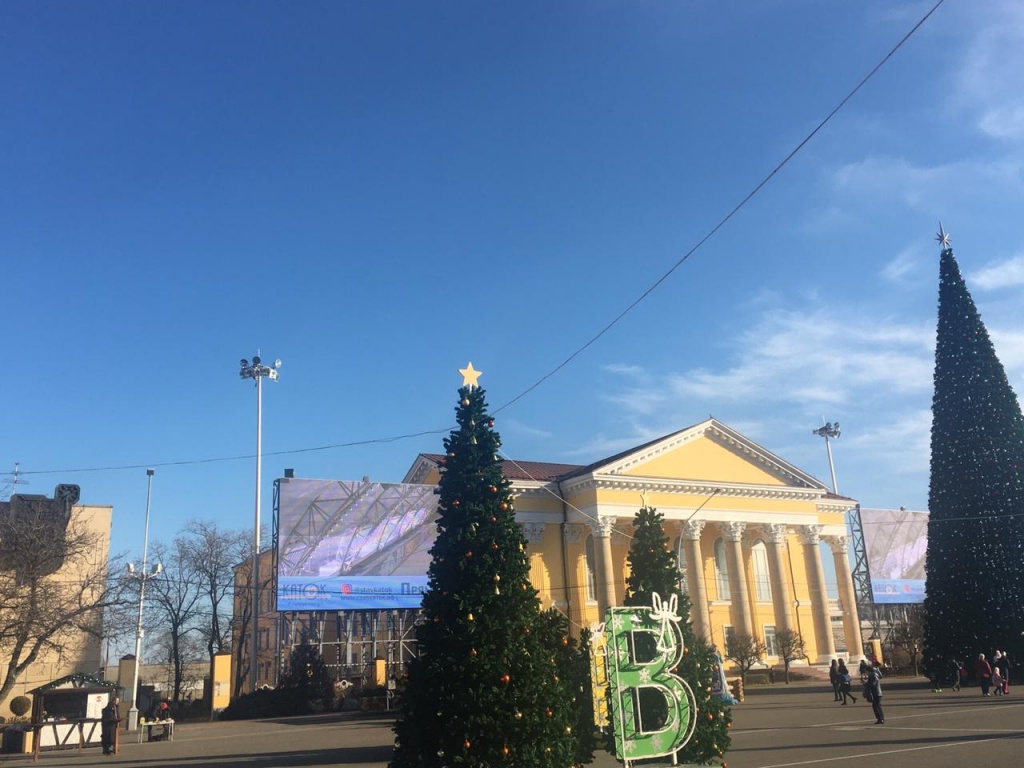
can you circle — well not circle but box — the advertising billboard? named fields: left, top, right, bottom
left=860, top=507, right=928, bottom=604
left=276, top=477, right=439, bottom=611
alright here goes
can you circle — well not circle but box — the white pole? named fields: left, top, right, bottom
left=252, top=374, right=262, bottom=694
left=127, top=468, right=154, bottom=731
left=824, top=436, right=838, bottom=495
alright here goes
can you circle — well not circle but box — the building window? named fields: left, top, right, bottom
left=713, top=538, right=730, bottom=601
left=723, top=625, right=736, bottom=655
left=764, top=625, right=778, bottom=657
left=584, top=535, right=598, bottom=602
left=751, top=540, right=772, bottom=602
left=674, top=536, right=689, bottom=595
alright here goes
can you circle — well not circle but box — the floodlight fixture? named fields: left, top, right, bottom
left=812, top=421, right=841, bottom=494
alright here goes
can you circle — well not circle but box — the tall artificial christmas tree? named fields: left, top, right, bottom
left=923, top=228, right=1024, bottom=676
left=620, top=503, right=731, bottom=765
left=391, top=365, right=576, bottom=768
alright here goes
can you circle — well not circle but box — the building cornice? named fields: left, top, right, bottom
left=557, top=475, right=827, bottom=503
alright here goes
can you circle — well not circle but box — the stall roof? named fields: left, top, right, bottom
left=29, top=673, right=119, bottom=694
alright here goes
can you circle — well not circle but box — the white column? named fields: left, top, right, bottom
left=680, top=520, right=711, bottom=642
left=799, top=525, right=836, bottom=662
left=721, top=522, right=754, bottom=638
left=762, top=523, right=795, bottom=634
left=594, top=517, right=618, bottom=614
left=825, top=535, right=864, bottom=660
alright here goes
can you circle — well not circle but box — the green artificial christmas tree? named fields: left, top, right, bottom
left=923, top=228, right=1024, bottom=677
left=621, top=504, right=731, bottom=765
left=279, top=640, right=335, bottom=710
left=534, top=609, right=597, bottom=767
left=391, top=368, right=576, bottom=768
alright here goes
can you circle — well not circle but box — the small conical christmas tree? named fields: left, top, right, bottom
left=391, top=372, right=575, bottom=768
left=923, top=229, right=1024, bottom=676
left=621, top=504, right=731, bottom=765
left=279, top=640, right=335, bottom=710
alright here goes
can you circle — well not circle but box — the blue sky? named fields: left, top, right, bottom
left=3, top=1, right=1024, bottom=564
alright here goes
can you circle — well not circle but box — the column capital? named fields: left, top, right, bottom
left=761, top=523, right=789, bottom=545
left=680, top=519, right=706, bottom=541
left=520, top=522, right=546, bottom=544
left=823, top=534, right=849, bottom=554
left=590, top=516, right=617, bottom=538
left=797, top=524, right=823, bottom=546
left=719, top=521, right=746, bottom=542
left=563, top=523, right=589, bottom=544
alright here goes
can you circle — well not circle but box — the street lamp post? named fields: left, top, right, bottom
left=239, top=355, right=280, bottom=694
left=812, top=421, right=841, bottom=494
left=126, top=469, right=162, bottom=731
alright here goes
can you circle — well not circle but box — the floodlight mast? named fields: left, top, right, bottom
left=812, top=421, right=841, bottom=494
left=239, top=355, right=281, bottom=694
left=126, top=469, right=160, bottom=731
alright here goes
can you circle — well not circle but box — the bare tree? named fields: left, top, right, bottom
left=890, top=608, right=925, bottom=676
left=0, top=498, right=129, bottom=708
left=724, top=633, right=767, bottom=687
left=180, top=521, right=250, bottom=659
left=146, top=538, right=204, bottom=703
left=774, top=629, right=806, bottom=684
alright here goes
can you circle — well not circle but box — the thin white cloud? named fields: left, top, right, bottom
left=971, top=253, right=1024, bottom=290
left=882, top=245, right=922, bottom=284
left=831, top=155, right=1024, bottom=210
left=950, top=2, right=1024, bottom=140
left=499, top=418, right=554, bottom=440
left=663, top=309, right=934, bottom=408
left=602, top=363, right=649, bottom=381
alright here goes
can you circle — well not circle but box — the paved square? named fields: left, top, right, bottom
left=15, top=679, right=1024, bottom=768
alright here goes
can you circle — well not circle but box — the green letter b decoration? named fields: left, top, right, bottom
left=605, top=593, right=696, bottom=762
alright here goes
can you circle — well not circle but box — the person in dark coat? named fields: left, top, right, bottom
left=865, top=660, right=884, bottom=724
left=837, top=660, right=857, bottom=705
left=829, top=659, right=842, bottom=702
left=100, top=695, right=120, bottom=755
left=976, top=653, right=993, bottom=696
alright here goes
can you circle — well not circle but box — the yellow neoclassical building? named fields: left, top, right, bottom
left=236, top=417, right=863, bottom=694
left=405, top=417, right=863, bottom=666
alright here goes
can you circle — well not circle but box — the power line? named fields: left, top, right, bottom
left=16, top=0, right=946, bottom=480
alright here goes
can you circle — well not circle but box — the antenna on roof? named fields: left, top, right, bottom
left=1, top=462, right=29, bottom=501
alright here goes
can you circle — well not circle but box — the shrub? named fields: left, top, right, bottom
left=217, top=688, right=313, bottom=721
left=9, top=697, right=31, bottom=718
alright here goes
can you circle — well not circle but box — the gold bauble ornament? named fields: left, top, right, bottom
left=462, top=398, right=470, bottom=406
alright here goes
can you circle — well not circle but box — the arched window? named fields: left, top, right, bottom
left=713, top=537, right=730, bottom=600
left=584, top=534, right=598, bottom=602
left=674, top=536, right=689, bottom=595
left=751, top=539, right=772, bottom=602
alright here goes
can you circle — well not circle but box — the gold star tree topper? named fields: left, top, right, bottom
left=459, top=362, right=482, bottom=388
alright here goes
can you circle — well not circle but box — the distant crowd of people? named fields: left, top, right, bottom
left=828, top=657, right=885, bottom=724
left=955, top=650, right=1012, bottom=696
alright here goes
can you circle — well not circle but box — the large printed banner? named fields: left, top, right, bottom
left=860, top=507, right=928, bottom=604
left=276, top=478, right=439, bottom=611
left=604, top=594, right=696, bottom=763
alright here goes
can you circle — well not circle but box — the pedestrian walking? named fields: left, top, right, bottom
left=837, top=659, right=857, bottom=705
left=950, top=658, right=963, bottom=691
left=976, top=653, right=993, bottom=696
left=865, top=660, right=884, bottom=724
left=829, top=659, right=842, bottom=702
